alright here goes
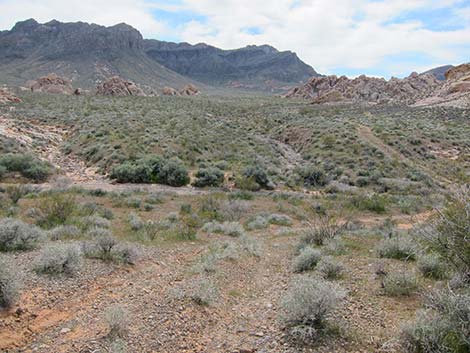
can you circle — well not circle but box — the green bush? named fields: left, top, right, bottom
left=350, top=194, right=387, bottom=214
left=417, top=254, right=448, bottom=280
left=0, top=153, right=52, bottom=182
left=35, top=193, right=77, bottom=229
left=237, top=166, right=274, bottom=191
left=296, top=166, right=327, bottom=187
left=192, top=167, right=224, bottom=187
left=382, top=271, right=419, bottom=296
left=110, top=156, right=189, bottom=187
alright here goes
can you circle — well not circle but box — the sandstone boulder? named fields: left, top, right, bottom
left=162, top=86, right=180, bottom=96
left=180, top=84, right=199, bottom=96
left=96, top=76, right=146, bottom=96
left=29, top=73, right=74, bottom=94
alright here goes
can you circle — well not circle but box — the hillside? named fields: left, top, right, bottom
left=421, top=65, right=454, bottom=81
left=145, top=40, right=319, bottom=91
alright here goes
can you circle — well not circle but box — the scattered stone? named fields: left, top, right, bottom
left=162, top=86, right=180, bottom=96
left=179, top=84, right=199, bottom=96
left=0, top=87, right=21, bottom=104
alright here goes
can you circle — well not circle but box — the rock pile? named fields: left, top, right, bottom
left=285, top=72, right=441, bottom=105
left=28, top=73, right=74, bottom=94
left=180, top=84, right=199, bottom=96
left=162, top=84, right=200, bottom=96
left=96, top=76, right=146, bottom=96
left=0, top=88, right=21, bottom=104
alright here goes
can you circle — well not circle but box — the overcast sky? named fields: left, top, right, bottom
left=1, top=0, right=469, bottom=78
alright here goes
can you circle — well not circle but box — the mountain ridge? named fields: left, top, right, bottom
left=0, top=19, right=319, bottom=92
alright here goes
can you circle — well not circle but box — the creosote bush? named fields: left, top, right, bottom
left=417, top=254, right=448, bottom=280
left=48, top=225, right=81, bottom=240
left=192, top=167, right=224, bottom=187
left=293, top=247, right=322, bottom=273
left=34, top=193, right=77, bottom=228
left=401, top=289, right=470, bottom=353
left=34, top=243, right=83, bottom=276
left=202, top=221, right=245, bottom=237
left=300, top=213, right=346, bottom=247
left=280, top=277, right=346, bottom=343
left=0, top=218, right=44, bottom=251
left=189, top=277, right=219, bottom=306
left=416, top=186, right=470, bottom=278
left=110, top=156, right=190, bottom=187
left=0, top=260, right=19, bottom=310
left=0, top=153, right=52, bottom=182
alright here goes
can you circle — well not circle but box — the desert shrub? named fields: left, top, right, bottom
left=245, top=215, right=269, bottom=230
left=240, top=234, right=263, bottom=257
left=268, top=214, right=293, bottom=226
left=323, top=239, right=347, bottom=255
left=35, top=193, right=77, bottom=228
left=128, top=212, right=144, bottom=231
left=296, top=165, right=328, bottom=187
left=280, top=277, right=346, bottom=343
left=79, top=202, right=114, bottom=220
left=293, top=247, right=322, bottom=273
left=300, top=214, right=346, bottom=247
left=220, top=200, right=250, bottom=221
left=0, top=260, right=19, bottom=309
left=110, top=156, right=190, bottom=186
left=189, top=277, right=219, bottom=306
left=105, top=305, right=129, bottom=338
left=228, top=190, right=254, bottom=201
left=202, top=221, right=245, bottom=237
left=78, top=215, right=111, bottom=230
left=85, top=235, right=118, bottom=261
left=317, top=256, right=345, bottom=279
left=382, top=271, right=419, bottom=296
left=0, top=218, right=44, bottom=251
left=48, top=225, right=81, bottom=240
left=415, top=187, right=470, bottom=278
left=192, top=167, right=224, bottom=187
left=400, top=289, right=470, bottom=353
left=86, top=227, right=113, bottom=239
left=417, top=254, right=448, bottom=280
left=377, top=235, right=418, bottom=261
left=0, top=165, right=6, bottom=179
left=237, top=165, right=274, bottom=191
left=34, top=244, right=82, bottom=276
left=350, top=194, right=387, bottom=214
left=6, top=185, right=32, bottom=204
left=0, top=153, right=52, bottom=182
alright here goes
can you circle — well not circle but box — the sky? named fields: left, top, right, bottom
left=0, top=0, right=470, bottom=78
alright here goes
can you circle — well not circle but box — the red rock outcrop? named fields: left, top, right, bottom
left=28, top=73, right=74, bottom=94
left=162, top=86, right=180, bottom=96
left=285, top=72, right=441, bottom=105
left=179, top=84, right=199, bottom=96
left=96, top=76, right=146, bottom=96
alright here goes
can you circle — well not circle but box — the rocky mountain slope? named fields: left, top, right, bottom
left=421, top=65, right=454, bottom=81
left=0, top=19, right=204, bottom=90
left=145, top=40, right=319, bottom=91
left=414, top=63, right=470, bottom=108
left=0, top=19, right=319, bottom=92
left=284, top=72, right=441, bottom=104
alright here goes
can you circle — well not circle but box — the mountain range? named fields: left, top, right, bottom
left=0, top=19, right=318, bottom=92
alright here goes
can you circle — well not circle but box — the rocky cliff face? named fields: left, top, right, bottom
left=0, top=19, right=321, bottom=93
left=144, top=40, right=319, bottom=91
left=285, top=72, right=442, bottom=105
left=0, top=19, right=202, bottom=90
left=414, top=63, right=470, bottom=108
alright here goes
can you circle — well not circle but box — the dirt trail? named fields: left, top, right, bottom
left=356, top=124, right=451, bottom=186
left=0, top=116, right=103, bottom=182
